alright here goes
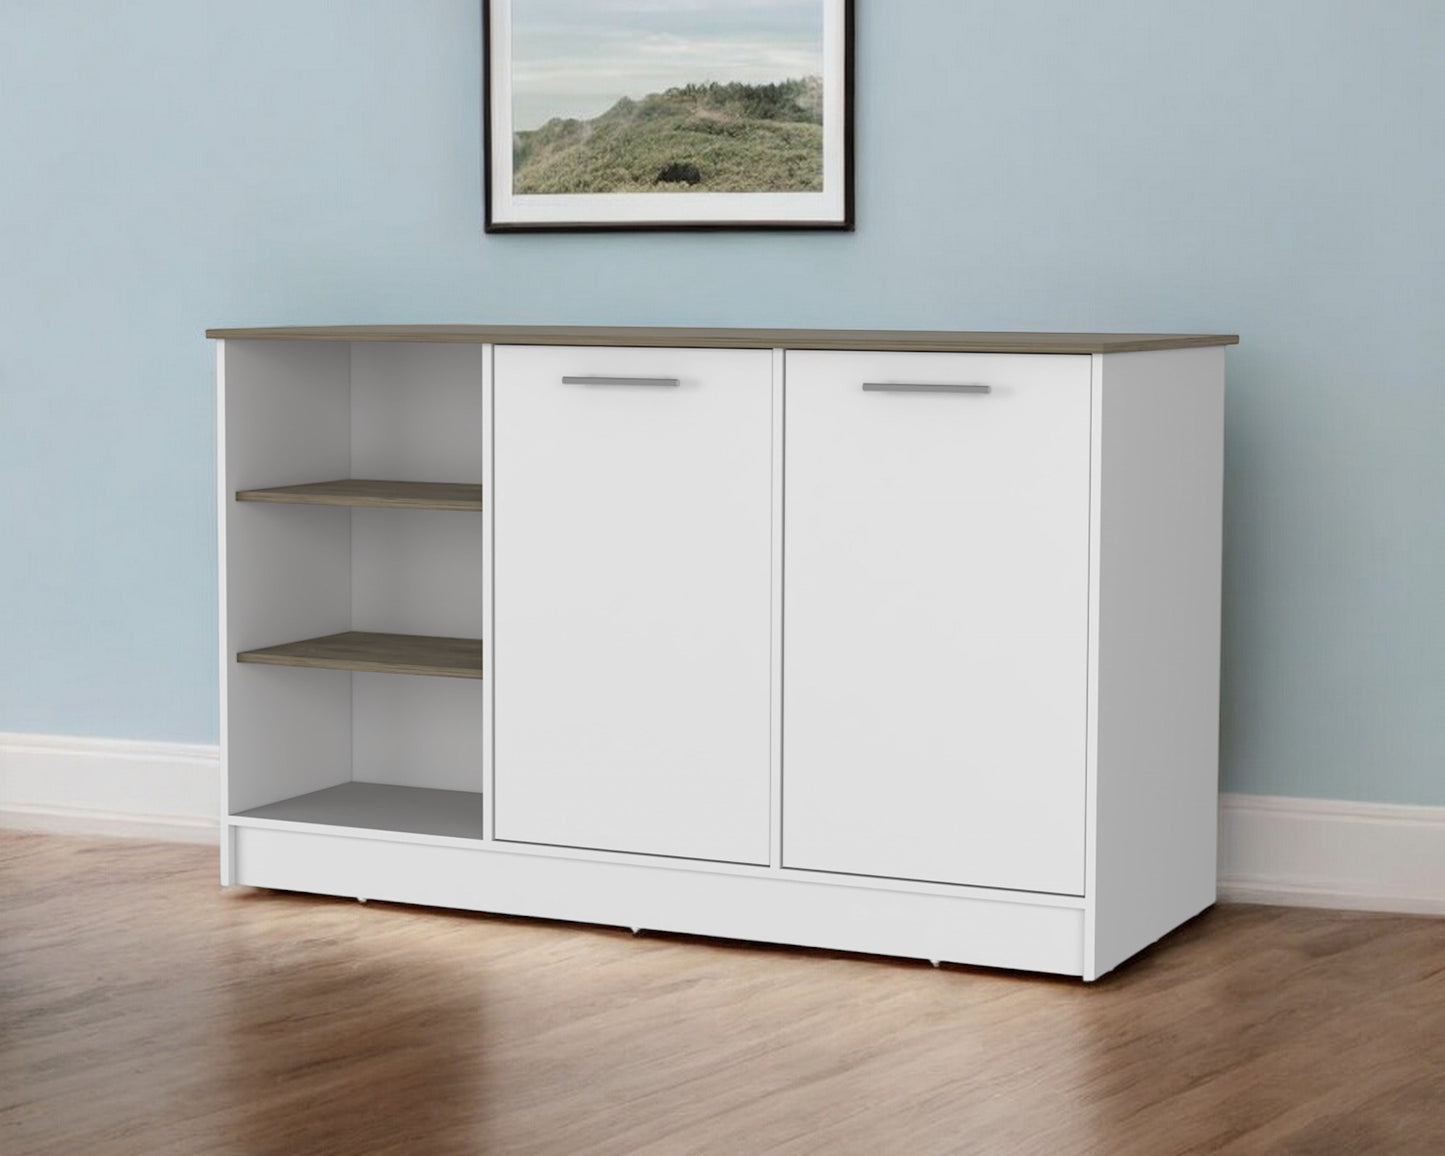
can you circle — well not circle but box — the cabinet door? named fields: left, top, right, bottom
left=783, top=351, right=1091, bottom=895
left=493, top=345, right=773, bottom=864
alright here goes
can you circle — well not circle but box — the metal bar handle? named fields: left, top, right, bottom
left=862, top=382, right=992, bottom=394
left=563, top=375, right=680, bottom=387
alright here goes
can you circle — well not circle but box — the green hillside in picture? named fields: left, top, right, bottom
left=513, top=77, right=823, bottom=195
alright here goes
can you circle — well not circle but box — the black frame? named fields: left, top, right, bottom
left=483, top=0, right=854, bottom=233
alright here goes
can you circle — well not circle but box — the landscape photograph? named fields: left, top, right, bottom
left=506, top=0, right=827, bottom=196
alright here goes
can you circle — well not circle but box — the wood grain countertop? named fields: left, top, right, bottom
left=206, top=324, right=1238, bottom=355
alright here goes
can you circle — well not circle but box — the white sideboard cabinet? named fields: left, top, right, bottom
left=213, top=325, right=1236, bottom=981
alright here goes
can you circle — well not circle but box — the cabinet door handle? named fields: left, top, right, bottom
left=563, top=375, right=680, bottom=388
left=862, top=382, right=992, bottom=395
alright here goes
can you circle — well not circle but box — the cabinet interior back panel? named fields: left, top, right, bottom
left=350, top=672, right=484, bottom=793
left=350, top=343, right=486, bottom=484
left=349, top=508, right=483, bottom=638
left=782, top=351, right=1092, bottom=896
left=345, top=344, right=486, bottom=796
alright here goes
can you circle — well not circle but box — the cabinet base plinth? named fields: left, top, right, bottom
left=229, top=825, right=1087, bottom=977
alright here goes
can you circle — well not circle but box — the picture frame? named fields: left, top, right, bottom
left=483, top=0, right=853, bottom=232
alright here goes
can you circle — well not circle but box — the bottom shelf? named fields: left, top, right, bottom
left=235, top=782, right=483, bottom=840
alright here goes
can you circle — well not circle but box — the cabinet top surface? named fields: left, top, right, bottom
left=205, top=324, right=1238, bottom=354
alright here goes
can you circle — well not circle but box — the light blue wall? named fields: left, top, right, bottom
left=2, top=2, right=1442, bottom=803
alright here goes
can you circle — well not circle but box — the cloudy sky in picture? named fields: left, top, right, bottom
left=509, top=0, right=824, bottom=130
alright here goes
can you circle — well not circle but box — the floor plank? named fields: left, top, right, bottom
left=2, top=830, right=1443, bottom=1155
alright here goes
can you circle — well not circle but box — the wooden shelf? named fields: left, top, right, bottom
left=237, top=631, right=483, bottom=679
left=236, top=782, right=483, bottom=840
left=235, top=479, right=482, bottom=511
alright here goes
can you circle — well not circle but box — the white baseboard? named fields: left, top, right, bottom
left=1218, top=792, right=1445, bottom=915
left=3, top=734, right=1443, bottom=917
left=0, top=732, right=218, bottom=844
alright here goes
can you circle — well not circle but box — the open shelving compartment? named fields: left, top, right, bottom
left=222, top=340, right=486, bottom=842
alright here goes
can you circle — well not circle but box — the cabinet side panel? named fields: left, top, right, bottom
left=218, top=343, right=230, bottom=880
left=1089, top=347, right=1225, bottom=978
left=223, top=340, right=354, bottom=813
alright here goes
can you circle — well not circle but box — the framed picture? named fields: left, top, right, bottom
left=484, top=0, right=853, bottom=232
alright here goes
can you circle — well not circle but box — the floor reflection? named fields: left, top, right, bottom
left=217, top=892, right=492, bottom=1155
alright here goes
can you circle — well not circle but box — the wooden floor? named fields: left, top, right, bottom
left=3, top=832, right=1444, bottom=1155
